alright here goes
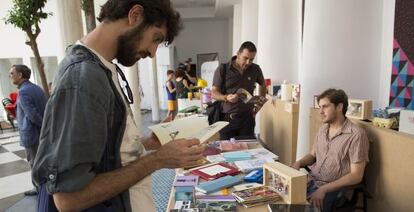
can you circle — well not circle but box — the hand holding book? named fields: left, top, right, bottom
left=155, top=138, right=205, bottom=169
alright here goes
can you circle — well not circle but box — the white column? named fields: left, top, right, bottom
left=150, top=57, right=160, bottom=122
left=241, top=0, right=258, bottom=46
left=124, top=63, right=142, bottom=133
left=232, top=4, right=242, bottom=54
left=56, top=0, right=84, bottom=61
left=257, top=0, right=302, bottom=83
left=297, top=0, right=384, bottom=159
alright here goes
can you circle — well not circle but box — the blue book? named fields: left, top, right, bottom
left=223, top=152, right=251, bottom=162
left=195, top=175, right=243, bottom=194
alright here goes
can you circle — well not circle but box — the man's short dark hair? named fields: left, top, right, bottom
left=12, top=64, right=31, bottom=79
left=238, top=41, right=257, bottom=53
left=167, top=70, right=174, bottom=75
left=317, top=88, right=349, bottom=116
left=97, top=0, right=182, bottom=45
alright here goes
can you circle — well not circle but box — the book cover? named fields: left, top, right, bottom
left=190, top=162, right=240, bottom=180
left=194, top=200, right=237, bottom=212
left=222, top=151, right=252, bottom=162
left=219, top=140, right=248, bottom=152
left=195, top=175, right=243, bottom=194
left=234, top=157, right=274, bottom=173
left=195, top=194, right=235, bottom=202
left=148, top=115, right=229, bottom=145
left=236, top=88, right=268, bottom=113
left=175, top=187, right=194, bottom=202
left=232, top=186, right=281, bottom=207
left=173, top=175, right=199, bottom=187
left=268, top=203, right=320, bottom=212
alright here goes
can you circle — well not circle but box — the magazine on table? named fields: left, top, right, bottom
left=148, top=114, right=228, bottom=145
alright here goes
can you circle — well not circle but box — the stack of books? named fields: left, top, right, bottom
left=232, top=186, right=281, bottom=208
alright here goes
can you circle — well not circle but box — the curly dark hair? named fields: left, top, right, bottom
left=97, top=0, right=183, bottom=45
left=317, top=88, right=349, bottom=116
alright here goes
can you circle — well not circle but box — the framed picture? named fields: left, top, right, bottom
left=263, top=162, right=307, bottom=204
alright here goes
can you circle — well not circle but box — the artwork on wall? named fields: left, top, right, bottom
left=389, top=0, right=414, bottom=109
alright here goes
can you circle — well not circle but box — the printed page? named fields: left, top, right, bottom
left=148, top=115, right=228, bottom=145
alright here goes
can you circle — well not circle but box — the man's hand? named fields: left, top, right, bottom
left=156, top=138, right=205, bottom=168
left=226, top=94, right=238, bottom=103
left=308, top=187, right=327, bottom=210
left=291, top=161, right=301, bottom=170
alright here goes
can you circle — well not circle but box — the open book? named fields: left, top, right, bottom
left=236, top=88, right=268, bottom=113
left=148, top=115, right=229, bottom=145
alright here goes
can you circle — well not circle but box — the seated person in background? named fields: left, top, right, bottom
left=175, top=69, right=192, bottom=99
left=292, top=88, right=369, bottom=212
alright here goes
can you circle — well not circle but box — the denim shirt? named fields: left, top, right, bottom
left=32, top=45, right=131, bottom=212
left=16, top=80, right=47, bottom=147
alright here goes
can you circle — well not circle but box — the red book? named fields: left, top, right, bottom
left=190, top=162, right=240, bottom=180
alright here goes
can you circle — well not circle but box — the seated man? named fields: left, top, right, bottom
left=292, top=88, right=369, bottom=212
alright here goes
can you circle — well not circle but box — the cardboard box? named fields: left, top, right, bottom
left=399, top=110, right=414, bottom=135
left=263, top=162, right=307, bottom=204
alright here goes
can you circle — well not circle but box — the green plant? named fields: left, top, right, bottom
left=4, top=0, right=52, bottom=96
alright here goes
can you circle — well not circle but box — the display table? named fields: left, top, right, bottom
left=165, top=142, right=288, bottom=212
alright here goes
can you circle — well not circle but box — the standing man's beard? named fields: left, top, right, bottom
left=116, top=24, right=148, bottom=66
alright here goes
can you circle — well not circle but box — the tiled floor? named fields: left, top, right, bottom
left=0, top=110, right=170, bottom=212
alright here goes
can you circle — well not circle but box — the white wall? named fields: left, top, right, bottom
left=232, top=4, right=242, bottom=54
left=257, top=0, right=302, bottom=84
left=379, top=0, right=396, bottom=107
left=241, top=0, right=258, bottom=46
left=297, top=0, right=385, bottom=158
left=175, top=19, right=231, bottom=64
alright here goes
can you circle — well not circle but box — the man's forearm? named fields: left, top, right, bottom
left=53, top=153, right=161, bottom=211
left=212, top=89, right=226, bottom=102
left=320, top=172, right=363, bottom=193
left=296, top=154, right=316, bottom=168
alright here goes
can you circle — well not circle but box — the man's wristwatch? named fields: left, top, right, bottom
left=223, top=95, right=228, bottom=102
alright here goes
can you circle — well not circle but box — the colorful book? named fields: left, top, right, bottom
left=175, top=187, right=194, bottom=201
left=173, top=175, right=199, bottom=187
left=232, top=186, right=281, bottom=208
left=194, top=200, right=237, bottom=212
left=222, top=151, right=252, bottom=162
left=195, top=175, right=243, bottom=194
left=196, top=194, right=235, bottom=202
left=234, top=158, right=274, bottom=173
left=219, top=140, right=248, bottom=152
left=190, top=162, right=240, bottom=180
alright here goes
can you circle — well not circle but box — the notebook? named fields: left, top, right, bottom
left=195, top=175, right=243, bottom=194
left=190, top=162, right=240, bottom=180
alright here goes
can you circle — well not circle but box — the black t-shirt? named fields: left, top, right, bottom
left=212, top=56, right=264, bottom=113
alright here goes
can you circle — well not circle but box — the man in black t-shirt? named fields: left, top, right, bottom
left=212, top=41, right=266, bottom=140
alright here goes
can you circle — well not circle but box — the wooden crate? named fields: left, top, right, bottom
left=346, top=99, right=372, bottom=120
left=263, top=162, right=307, bottom=204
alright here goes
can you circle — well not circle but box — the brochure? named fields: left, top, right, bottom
left=148, top=115, right=228, bottom=145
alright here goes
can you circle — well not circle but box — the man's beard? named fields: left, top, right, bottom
left=116, top=24, right=148, bottom=67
